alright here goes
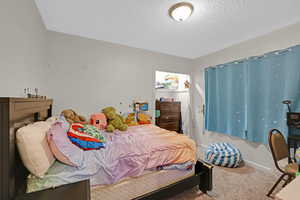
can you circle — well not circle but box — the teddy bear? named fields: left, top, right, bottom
left=102, top=107, right=128, bottom=132
left=61, top=109, right=87, bottom=124
left=137, top=113, right=151, bottom=125
left=125, top=113, right=139, bottom=126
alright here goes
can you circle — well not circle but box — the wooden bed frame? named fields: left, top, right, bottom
left=0, top=98, right=213, bottom=200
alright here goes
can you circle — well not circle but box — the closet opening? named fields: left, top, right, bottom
left=154, top=71, right=191, bottom=135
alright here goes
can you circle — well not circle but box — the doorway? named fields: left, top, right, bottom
left=155, top=71, right=191, bottom=136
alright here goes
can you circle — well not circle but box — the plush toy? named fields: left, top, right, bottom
left=138, top=113, right=151, bottom=125
left=125, top=113, right=139, bottom=126
left=61, top=109, right=87, bottom=124
left=90, top=113, right=107, bottom=130
left=102, top=107, right=128, bottom=132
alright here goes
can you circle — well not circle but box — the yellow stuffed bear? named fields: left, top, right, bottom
left=102, top=107, right=128, bottom=132
left=125, top=113, right=139, bottom=126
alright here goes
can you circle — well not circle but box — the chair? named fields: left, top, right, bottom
left=267, top=129, right=298, bottom=197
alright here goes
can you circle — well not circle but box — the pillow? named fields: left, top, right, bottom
left=83, top=124, right=106, bottom=142
left=56, top=115, right=71, bottom=131
left=47, top=121, right=84, bottom=167
left=46, top=116, right=59, bottom=125
left=16, top=121, right=55, bottom=178
left=67, top=123, right=105, bottom=151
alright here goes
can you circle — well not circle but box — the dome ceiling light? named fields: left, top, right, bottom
left=169, top=2, right=194, bottom=22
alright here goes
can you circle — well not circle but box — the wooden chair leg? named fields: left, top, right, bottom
left=282, top=175, right=292, bottom=188
left=267, top=174, right=286, bottom=197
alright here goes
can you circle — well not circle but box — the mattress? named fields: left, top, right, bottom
left=91, top=169, right=194, bottom=200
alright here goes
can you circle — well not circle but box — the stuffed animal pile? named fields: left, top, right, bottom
left=61, top=107, right=131, bottom=133
left=60, top=109, right=105, bottom=151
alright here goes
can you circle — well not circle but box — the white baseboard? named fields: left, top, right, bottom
left=198, top=144, right=272, bottom=172
left=243, top=159, right=272, bottom=171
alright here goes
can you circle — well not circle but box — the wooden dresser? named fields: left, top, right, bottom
left=155, top=100, right=182, bottom=133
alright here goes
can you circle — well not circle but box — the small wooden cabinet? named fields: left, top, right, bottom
left=155, top=100, right=182, bottom=133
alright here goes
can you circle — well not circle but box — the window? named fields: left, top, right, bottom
left=205, top=45, right=300, bottom=144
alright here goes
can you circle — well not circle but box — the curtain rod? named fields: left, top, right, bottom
left=204, top=44, right=300, bottom=70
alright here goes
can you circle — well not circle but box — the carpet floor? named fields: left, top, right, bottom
left=169, top=164, right=283, bottom=200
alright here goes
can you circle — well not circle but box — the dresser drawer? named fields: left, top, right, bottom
left=159, top=122, right=179, bottom=131
left=160, top=114, right=180, bottom=123
left=155, top=100, right=182, bottom=133
left=159, top=103, right=181, bottom=113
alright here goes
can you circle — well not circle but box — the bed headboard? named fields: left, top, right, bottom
left=0, top=98, right=53, bottom=200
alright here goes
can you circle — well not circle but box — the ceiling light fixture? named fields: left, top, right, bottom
left=169, top=2, right=194, bottom=22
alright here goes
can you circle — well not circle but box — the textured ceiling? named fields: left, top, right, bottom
left=35, top=0, right=300, bottom=59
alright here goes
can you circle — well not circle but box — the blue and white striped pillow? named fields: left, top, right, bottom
left=205, top=142, right=242, bottom=168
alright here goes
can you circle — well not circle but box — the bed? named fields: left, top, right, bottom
left=0, top=98, right=213, bottom=200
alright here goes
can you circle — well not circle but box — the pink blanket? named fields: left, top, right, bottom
left=26, top=125, right=197, bottom=192
left=97, top=125, right=196, bottom=184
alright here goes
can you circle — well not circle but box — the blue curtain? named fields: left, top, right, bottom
left=205, top=45, right=300, bottom=144
left=205, top=62, right=247, bottom=139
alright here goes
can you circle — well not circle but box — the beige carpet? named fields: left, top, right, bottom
left=169, top=164, right=283, bottom=200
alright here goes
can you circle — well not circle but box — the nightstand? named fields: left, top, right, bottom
left=15, top=180, right=90, bottom=200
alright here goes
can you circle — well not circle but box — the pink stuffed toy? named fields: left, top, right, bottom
left=90, top=113, right=107, bottom=130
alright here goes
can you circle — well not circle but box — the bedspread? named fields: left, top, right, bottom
left=101, top=124, right=196, bottom=183
left=27, top=125, right=196, bottom=192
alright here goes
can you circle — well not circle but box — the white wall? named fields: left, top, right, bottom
left=45, top=31, right=193, bottom=119
left=0, top=0, right=47, bottom=97
left=191, top=22, right=300, bottom=170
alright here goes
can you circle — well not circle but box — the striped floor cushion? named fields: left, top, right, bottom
left=205, top=142, right=242, bottom=168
